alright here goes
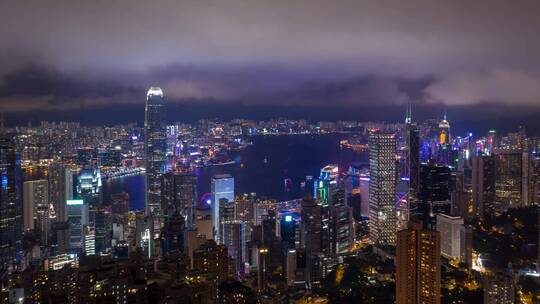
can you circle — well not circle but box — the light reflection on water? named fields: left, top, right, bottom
left=102, top=134, right=367, bottom=211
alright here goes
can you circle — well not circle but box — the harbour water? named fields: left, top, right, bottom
left=102, top=134, right=368, bottom=211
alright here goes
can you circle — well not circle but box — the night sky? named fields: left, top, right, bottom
left=1, top=1, right=540, bottom=133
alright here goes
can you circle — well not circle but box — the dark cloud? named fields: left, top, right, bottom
left=1, top=0, right=540, bottom=113
left=0, top=64, right=436, bottom=113
left=0, top=66, right=142, bottom=111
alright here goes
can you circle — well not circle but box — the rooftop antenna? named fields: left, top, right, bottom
left=405, top=102, right=412, bottom=125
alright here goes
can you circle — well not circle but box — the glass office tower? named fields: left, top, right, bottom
left=145, top=87, right=167, bottom=216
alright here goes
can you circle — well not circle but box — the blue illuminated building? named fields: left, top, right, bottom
left=211, top=174, right=234, bottom=243
left=0, top=137, right=22, bottom=270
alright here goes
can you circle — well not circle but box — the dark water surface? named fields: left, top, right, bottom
left=102, top=134, right=367, bottom=211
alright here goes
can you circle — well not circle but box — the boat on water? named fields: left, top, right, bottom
left=208, top=160, right=236, bottom=166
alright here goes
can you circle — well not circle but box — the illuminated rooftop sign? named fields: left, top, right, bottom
left=67, top=199, right=83, bottom=206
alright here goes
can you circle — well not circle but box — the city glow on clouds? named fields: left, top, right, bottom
left=1, top=0, right=540, bottom=111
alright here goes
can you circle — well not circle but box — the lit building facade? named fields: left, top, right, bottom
left=472, top=155, right=495, bottom=218
left=483, top=272, right=515, bottom=304
left=23, top=180, right=50, bottom=244
left=396, top=221, right=441, bottom=304
left=404, top=104, right=421, bottom=224
left=66, top=199, right=89, bottom=253
left=220, top=221, right=247, bottom=274
left=368, top=132, right=397, bottom=246
left=145, top=87, right=167, bottom=216
left=494, top=148, right=531, bottom=212
left=436, top=214, right=463, bottom=260
left=0, top=137, right=23, bottom=269
left=48, top=162, right=74, bottom=223
left=76, top=167, right=102, bottom=206
left=211, top=174, right=234, bottom=242
left=23, top=179, right=49, bottom=231
left=301, top=197, right=322, bottom=255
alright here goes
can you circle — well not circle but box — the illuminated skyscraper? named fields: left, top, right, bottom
left=211, top=174, right=234, bottom=242
left=313, top=164, right=352, bottom=254
left=280, top=213, right=298, bottom=249
left=145, top=87, right=167, bottom=216
left=0, top=137, right=22, bottom=269
left=472, top=155, right=495, bottom=218
left=401, top=104, right=421, bottom=229
left=369, top=132, right=397, bottom=246
left=330, top=187, right=353, bottom=254
left=48, top=162, right=74, bottom=223
left=436, top=114, right=451, bottom=165
left=396, top=221, right=441, bottom=304
left=494, top=148, right=530, bottom=212
left=23, top=180, right=50, bottom=245
left=438, top=114, right=450, bottom=146
left=314, top=165, right=338, bottom=254
left=76, top=166, right=102, bottom=206
left=300, top=197, right=321, bottom=255
left=23, top=180, right=49, bottom=231
left=66, top=199, right=89, bottom=253
left=436, top=214, right=463, bottom=260
left=487, top=130, right=497, bottom=154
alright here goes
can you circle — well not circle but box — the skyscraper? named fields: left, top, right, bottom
left=192, top=240, right=229, bottom=285
left=211, top=174, right=234, bottom=242
left=161, top=210, right=186, bottom=254
left=23, top=180, right=49, bottom=231
left=405, top=119, right=421, bottom=222
left=438, top=114, right=450, bottom=146
left=76, top=166, right=102, bottom=207
left=396, top=221, right=441, bottom=304
left=301, top=197, right=322, bottom=255
left=436, top=214, right=464, bottom=260
left=369, top=132, right=397, bottom=246
left=23, top=180, right=50, bottom=245
left=66, top=199, right=89, bottom=253
left=472, top=155, right=495, bottom=218
left=48, top=162, right=74, bottom=223
left=221, top=221, right=247, bottom=274
left=145, top=87, right=167, bottom=216
left=494, top=148, right=531, bottom=212
left=161, top=171, right=197, bottom=228
left=483, top=272, right=515, bottom=304
left=419, top=162, right=451, bottom=215
left=330, top=187, right=353, bottom=254
left=314, top=165, right=337, bottom=254
left=313, top=164, right=353, bottom=254
left=0, top=137, right=23, bottom=269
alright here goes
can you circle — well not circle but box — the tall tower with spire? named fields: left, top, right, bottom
left=439, top=112, right=450, bottom=145
left=400, top=102, right=420, bottom=229
left=145, top=87, right=166, bottom=217
left=405, top=102, right=412, bottom=125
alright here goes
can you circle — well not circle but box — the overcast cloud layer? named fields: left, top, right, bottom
left=1, top=0, right=540, bottom=114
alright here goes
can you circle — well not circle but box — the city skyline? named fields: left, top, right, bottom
left=1, top=1, right=540, bottom=303
left=1, top=2, right=540, bottom=132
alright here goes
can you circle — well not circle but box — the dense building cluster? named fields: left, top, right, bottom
left=0, top=89, right=539, bottom=303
